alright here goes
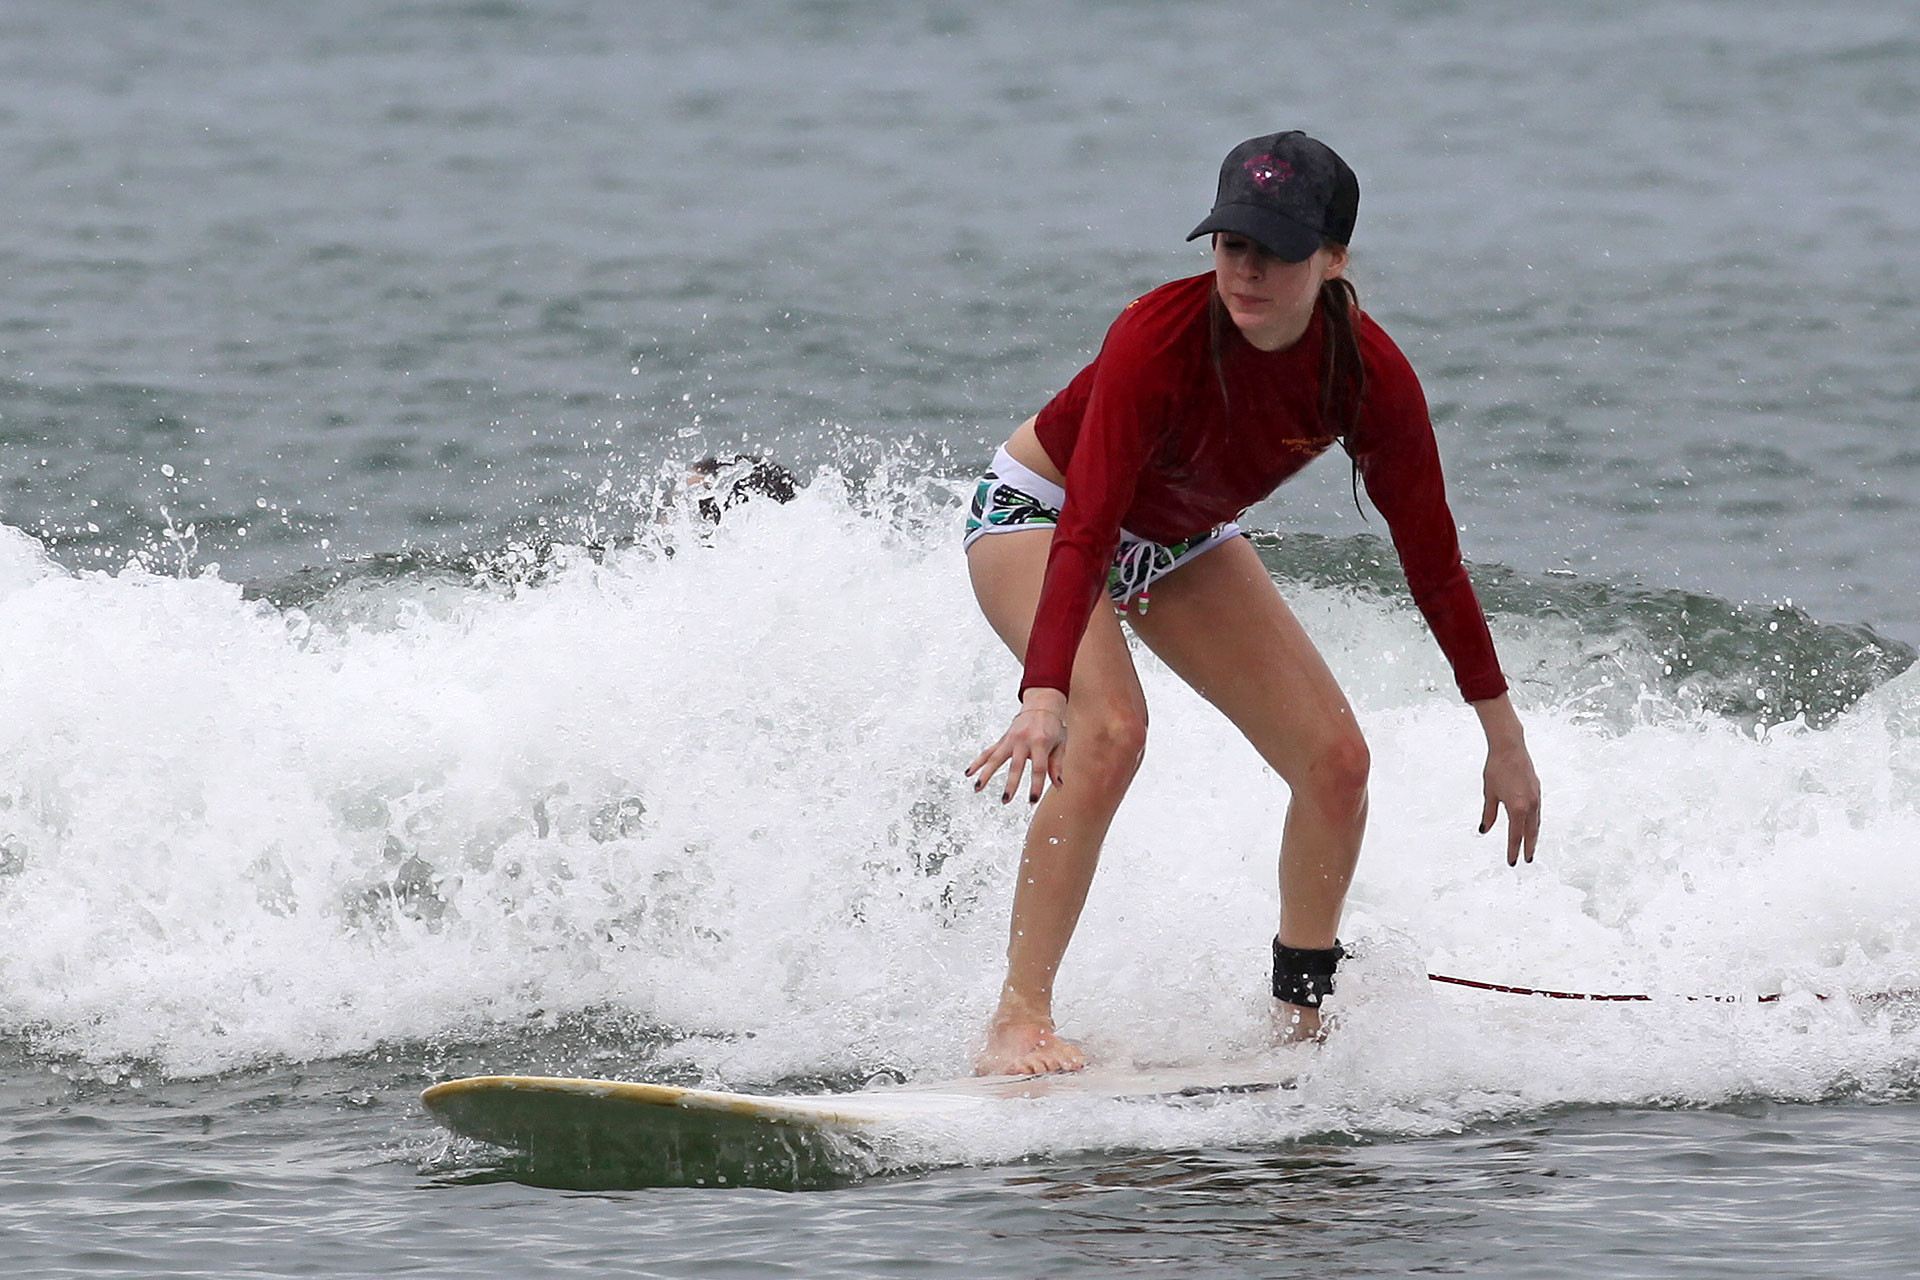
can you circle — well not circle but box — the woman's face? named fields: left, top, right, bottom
left=1211, top=233, right=1349, bottom=351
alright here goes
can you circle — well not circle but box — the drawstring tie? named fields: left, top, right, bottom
left=1112, top=539, right=1162, bottom=615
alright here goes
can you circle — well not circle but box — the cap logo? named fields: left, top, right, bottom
left=1242, top=155, right=1293, bottom=187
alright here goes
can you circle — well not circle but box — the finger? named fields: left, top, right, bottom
left=1524, top=801, right=1541, bottom=863
left=969, top=743, right=1009, bottom=792
left=1506, top=808, right=1523, bottom=867
left=1478, top=795, right=1498, bottom=836
left=1029, top=737, right=1061, bottom=804
left=1001, top=755, right=1029, bottom=805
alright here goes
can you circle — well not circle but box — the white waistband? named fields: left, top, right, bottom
left=977, top=443, right=1244, bottom=566
left=989, top=445, right=1067, bottom=510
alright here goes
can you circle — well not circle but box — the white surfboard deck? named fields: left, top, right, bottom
left=425, top=1058, right=1292, bottom=1131
left=422, top=1058, right=1295, bottom=1187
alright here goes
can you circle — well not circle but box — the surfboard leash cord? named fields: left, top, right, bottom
left=1425, top=972, right=1920, bottom=1005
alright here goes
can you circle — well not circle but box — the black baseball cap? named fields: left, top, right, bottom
left=1186, top=131, right=1359, bottom=262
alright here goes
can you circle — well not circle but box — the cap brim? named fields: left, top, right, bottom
left=1185, top=205, right=1322, bottom=262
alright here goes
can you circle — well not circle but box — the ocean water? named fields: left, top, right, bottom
left=3, top=1, right=1919, bottom=1275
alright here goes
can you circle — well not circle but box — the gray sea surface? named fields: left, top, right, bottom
left=6, top=1049, right=1920, bottom=1279
left=5, top=0, right=1917, bottom=640
left=4, top=1, right=1920, bottom=1276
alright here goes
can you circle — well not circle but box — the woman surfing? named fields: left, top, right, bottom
left=963, top=131, right=1542, bottom=1076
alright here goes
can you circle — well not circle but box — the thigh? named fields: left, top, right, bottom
left=966, top=530, right=1147, bottom=723
left=1124, top=536, right=1359, bottom=779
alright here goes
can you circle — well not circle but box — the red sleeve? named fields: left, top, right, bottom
left=1019, top=314, right=1176, bottom=699
left=1349, top=320, right=1508, bottom=703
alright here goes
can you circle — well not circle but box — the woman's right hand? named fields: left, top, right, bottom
left=966, top=689, right=1069, bottom=805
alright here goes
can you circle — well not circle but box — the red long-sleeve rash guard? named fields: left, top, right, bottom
left=1022, top=272, right=1508, bottom=704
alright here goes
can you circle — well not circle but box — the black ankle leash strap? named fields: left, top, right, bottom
left=1272, top=938, right=1346, bottom=1007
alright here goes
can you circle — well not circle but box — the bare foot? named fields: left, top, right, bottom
left=973, top=1018, right=1087, bottom=1076
left=1272, top=1001, right=1326, bottom=1044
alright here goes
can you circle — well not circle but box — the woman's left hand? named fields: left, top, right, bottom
left=1480, top=741, right=1541, bottom=865
left=1473, top=694, right=1541, bottom=865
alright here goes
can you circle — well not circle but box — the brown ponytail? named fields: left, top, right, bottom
left=1318, top=266, right=1368, bottom=514
left=1317, top=272, right=1366, bottom=445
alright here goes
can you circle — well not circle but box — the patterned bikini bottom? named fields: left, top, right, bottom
left=962, top=446, right=1241, bottom=614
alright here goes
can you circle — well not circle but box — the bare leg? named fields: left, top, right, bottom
left=1127, top=536, right=1368, bottom=1040
left=967, top=528, right=1148, bottom=1074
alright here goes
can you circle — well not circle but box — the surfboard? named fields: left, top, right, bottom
left=422, top=1059, right=1294, bottom=1190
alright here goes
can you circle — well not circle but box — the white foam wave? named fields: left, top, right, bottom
left=1, top=476, right=1917, bottom=1159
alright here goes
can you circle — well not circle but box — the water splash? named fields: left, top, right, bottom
left=1, top=469, right=1917, bottom=1165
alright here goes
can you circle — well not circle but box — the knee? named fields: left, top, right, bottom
left=1302, top=732, right=1370, bottom=815
left=1069, top=707, right=1149, bottom=789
